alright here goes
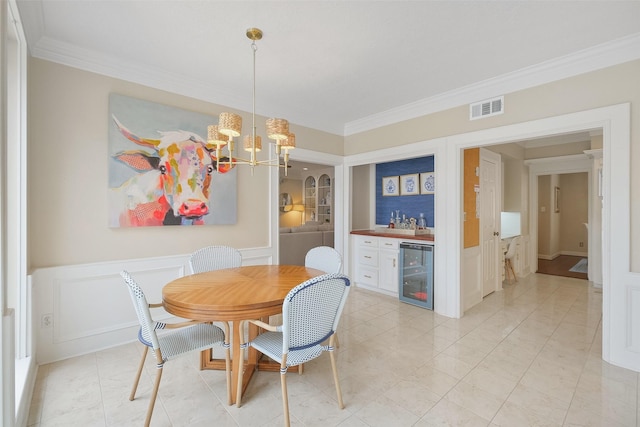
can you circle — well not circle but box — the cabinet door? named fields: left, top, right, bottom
left=304, top=176, right=316, bottom=222
left=317, top=173, right=333, bottom=224
left=379, top=250, right=399, bottom=294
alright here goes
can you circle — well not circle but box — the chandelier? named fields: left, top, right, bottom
left=207, top=28, right=295, bottom=176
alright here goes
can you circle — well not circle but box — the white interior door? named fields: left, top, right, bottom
left=480, top=149, right=501, bottom=297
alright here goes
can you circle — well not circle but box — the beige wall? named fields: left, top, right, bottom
left=351, top=164, right=372, bottom=230
left=537, top=173, right=589, bottom=258
left=27, top=58, right=640, bottom=270
left=27, top=59, right=342, bottom=269
left=278, top=178, right=303, bottom=228
left=346, top=59, right=640, bottom=271
left=503, top=158, right=523, bottom=212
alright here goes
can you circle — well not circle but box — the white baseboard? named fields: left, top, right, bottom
left=560, top=250, right=588, bottom=257
left=538, top=250, right=588, bottom=260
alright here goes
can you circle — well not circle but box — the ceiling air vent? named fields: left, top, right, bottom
left=470, top=96, right=504, bottom=120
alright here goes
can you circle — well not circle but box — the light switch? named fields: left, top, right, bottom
left=541, top=206, right=546, bottom=212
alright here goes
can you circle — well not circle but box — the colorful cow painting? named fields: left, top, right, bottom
left=108, top=95, right=237, bottom=227
left=109, top=116, right=234, bottom=226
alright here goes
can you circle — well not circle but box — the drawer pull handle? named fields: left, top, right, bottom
left=364, top=275, right=372, bottom=279
left=364, top=255, right=372, bottom=259
left=364, top=240, right=372, bottom=244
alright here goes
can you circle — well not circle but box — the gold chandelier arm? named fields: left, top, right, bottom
left=208, top=28, right=294, bottom=175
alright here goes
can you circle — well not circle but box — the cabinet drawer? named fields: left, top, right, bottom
left=379, top=238, right=399, bottom=250
left=355, top=235, right=379, bottom=248
left=358, top=249, right=378, bottom=266
left=357, top=267, right=378, bottom=287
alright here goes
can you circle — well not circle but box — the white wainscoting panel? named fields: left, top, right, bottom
left=462, top=246, right=482, bottom=312
left=32, top=247, right=273, bottom=364
left=521, top=235, right=531, bottom=276
left=628, top=282, right=640, bottom=353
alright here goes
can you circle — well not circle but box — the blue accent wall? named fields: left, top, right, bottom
left=375, top=156, right=435, bottom=227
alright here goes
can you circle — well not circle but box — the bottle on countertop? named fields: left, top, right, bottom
left=418, top=213, right=427, bottom=229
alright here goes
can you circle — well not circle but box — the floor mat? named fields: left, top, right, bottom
left=569, top=258, right=588, bottom=273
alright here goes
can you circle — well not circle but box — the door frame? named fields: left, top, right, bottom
left=343, top=102, right=635, bottom=371
left=525, top=155, right=594, bottom=279
left=445, top=103, right=632, bottom=370
left=272, top=148, right=344, bottom=263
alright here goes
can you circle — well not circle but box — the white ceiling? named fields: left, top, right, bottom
left=16, top=1, right=640, bottom=136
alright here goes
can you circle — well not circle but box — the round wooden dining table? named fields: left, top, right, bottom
left=162, top=264, right=324, bottom=404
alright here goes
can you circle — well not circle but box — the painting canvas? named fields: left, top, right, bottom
left=400, top=174, right=419, bottom=195
left=108, top=93, right=237, bottom=227
left=382, top=176, right=399, bottom=196
left=420, top=172, right=435, bottom=194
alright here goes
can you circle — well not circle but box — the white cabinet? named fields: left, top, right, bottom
left=352, top=235, right=399, bottom=296
left=303, top=172, right=333, bottom=224
left=379, top=239, right=399, bottom=293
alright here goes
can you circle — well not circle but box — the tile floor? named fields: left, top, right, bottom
left=28, top=273, right=639, bottom=426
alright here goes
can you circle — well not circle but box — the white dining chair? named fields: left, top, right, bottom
left=305, top=246, right=343, bottom=350
left=304, top=246, right=342, bottom=274
left=120, top=271, right=231, bottom=427
left=236, top=273, right=351, bottom=427
left=189, top=245, right=242, bottom=274
left=504, top=236, right=521, bottom=283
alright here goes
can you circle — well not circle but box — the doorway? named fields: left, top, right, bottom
left=526, top=154, right=599, bottom=286
left=279, top=160, right=333, bottom=228
left=536, top=172, right=590, bottom=280
left=344, top=103, right=632, bottom=369
left=276, top=149, right=344, bottom=267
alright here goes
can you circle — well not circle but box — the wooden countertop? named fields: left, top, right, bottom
left=350, top=229, right=435, bottom=242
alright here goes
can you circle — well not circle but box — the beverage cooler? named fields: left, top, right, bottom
left=399, top=242, right=434, bottom=310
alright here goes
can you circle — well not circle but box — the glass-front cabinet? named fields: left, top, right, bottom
left=316, top=174, right=332, bottom=224
left=304, top=176, right=316, bottom=222
left=303, top=172, right=333, bottom=224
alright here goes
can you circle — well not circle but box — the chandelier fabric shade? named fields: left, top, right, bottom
left=280, top=133, right=295, bottom=149
left=209, top=28, right=296, bottom=175
left=244, top=135, right=262, bottom=151
left=266, top=118, right=290, bottom=140
left=207, top=125, right=229, bottom=147
left=218, top=112, right=242, bottom=138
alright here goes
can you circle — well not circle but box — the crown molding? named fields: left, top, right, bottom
left=23, top=19, right=640, bottom=138
left=31, top=36, right=256, bottom=116
left=344, top=33, right=640, bottom=136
